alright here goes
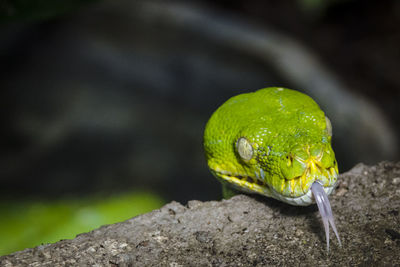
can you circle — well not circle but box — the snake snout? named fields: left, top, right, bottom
left=278, top=143, right=338, bottom=197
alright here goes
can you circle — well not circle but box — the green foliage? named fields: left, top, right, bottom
left=0, top=192, right=164, bottom=256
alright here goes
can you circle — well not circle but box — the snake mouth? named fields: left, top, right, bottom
left=214, top=171, right=272, bottom=196
left=280, top=165, right=338, bottom=197
left=212, top=165, right=338, bottom=206
left=273, top=183, right=336, bottom=206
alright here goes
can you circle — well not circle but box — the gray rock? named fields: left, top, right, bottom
left=1, top=161, right=400, bottom=266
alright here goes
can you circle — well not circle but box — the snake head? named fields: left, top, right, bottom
left=204, top=87, right=341, bottom=250
left=204, top=88, right=339, bottom=205
left=207, top=119, right=338, bottom=206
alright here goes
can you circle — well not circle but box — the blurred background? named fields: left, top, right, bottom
left=0, top=0, right=399, bottom=255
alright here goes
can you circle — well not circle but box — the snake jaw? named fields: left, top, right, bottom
left=211, top=167, right=337, bottom=206
left=210, top=147, right=338, bottom=206
left=271, top=183, right=336, bottom=206
left=213, top=171, right=273, bottom=197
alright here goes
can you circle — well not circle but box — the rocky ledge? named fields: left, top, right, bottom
left=1, top=162, right=400, bottom=266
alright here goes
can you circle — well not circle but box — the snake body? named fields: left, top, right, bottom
left=204, top=87, right=341, bottom=250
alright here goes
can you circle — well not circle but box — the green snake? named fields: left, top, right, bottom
left=204, top=87, right=341, bottom=250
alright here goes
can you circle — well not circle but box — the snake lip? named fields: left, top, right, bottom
left=213, top=168, right=338, bottom=206
left=212, top=170, right=272, bottom=196
left=221, top=173, right=268, bottom=187
left=271, top=183, right=336, bottom=206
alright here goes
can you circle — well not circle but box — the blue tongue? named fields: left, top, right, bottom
left=311, top=181, right=342, bottom=251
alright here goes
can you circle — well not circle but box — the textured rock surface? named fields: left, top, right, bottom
left=1, top=162, right=400, bottom=266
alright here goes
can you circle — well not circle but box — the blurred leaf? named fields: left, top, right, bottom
left=0, top=191, right=164, bottom=256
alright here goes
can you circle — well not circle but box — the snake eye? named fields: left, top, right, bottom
left=237, top=137, right=254, bottom=161
left=325, top=116, right=332, bottom=137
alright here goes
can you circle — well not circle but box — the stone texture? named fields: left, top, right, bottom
left=1, top=162, right=400, bottom=266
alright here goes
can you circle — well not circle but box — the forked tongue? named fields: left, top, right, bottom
left=311, top=181, right=341, bottom=251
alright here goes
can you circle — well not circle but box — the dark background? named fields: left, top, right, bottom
left=1, top=0, right=399, bottom=203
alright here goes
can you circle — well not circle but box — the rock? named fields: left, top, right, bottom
left=1, top=161, right=400, bottom=266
